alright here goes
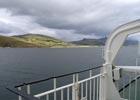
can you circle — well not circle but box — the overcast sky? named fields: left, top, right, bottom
left=0, top=0, right=140, bottom=41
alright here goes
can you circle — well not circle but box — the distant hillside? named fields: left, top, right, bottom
left=0, top=34, right=74, bottom=47
left=71, top=37, right=106, bottom=45
left=71, top=37, right=137, bottom=46
left=0, top=36, right=39, bottom=47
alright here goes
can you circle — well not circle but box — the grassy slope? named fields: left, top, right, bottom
left=13, top=34, right=74, bottom=47
left=0, top=36, right=39, bottom=47
left=0, top=34, right=75, bottom=47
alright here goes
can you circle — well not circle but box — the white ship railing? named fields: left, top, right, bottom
left=7, top=66, right=105, bottom=100
left=7, top=66, right=140, bottom=100
left=34, top=72, right=106, bottom=100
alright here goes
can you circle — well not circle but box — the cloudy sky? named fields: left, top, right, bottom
left=0, top=0, right=140, bottom=41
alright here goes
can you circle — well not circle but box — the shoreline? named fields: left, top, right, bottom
left=0, top=45, right=137, bottom=48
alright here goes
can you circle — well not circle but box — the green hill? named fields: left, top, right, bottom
left=0, top=34, right=74, bottom=47
left=0, top=36, right=39, bottom=47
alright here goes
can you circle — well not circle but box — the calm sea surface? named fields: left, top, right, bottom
left=0, top=47, right=139, bottom=100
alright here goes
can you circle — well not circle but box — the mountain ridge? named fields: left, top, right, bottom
left=71, top=37, right=137, bottom=46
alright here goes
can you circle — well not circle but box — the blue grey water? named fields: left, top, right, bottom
left=0, top=46, right=139, bottom=100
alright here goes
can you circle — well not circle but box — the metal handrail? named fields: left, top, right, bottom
left=119, top=75, right=140, bottom=92
left=34, top=72, right=106, bottom=98
left=15, top=65, right=103, bottom=88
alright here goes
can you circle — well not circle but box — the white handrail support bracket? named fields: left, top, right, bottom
left=102, top=19, right=140, bottom=100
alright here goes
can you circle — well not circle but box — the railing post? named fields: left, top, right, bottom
left=18, top=87, right=22, bottom=100
left=67, top=87, right=70, bottom=100
left=61, top=89, right=64, bottom=100
left=93, top=78, right=95, bottom=100
left=81, top=83, right=83, bottom=99
left=85, top=81, right=88, bottom=99
left=54, top=78, right=56, bottom=100
left=99, top=67, right=105, bottom=100
left=89, top=70, right=92, bottom=100
left=27, top=85, right=31, bottom=94
left=135, top=72, right=138, bottom=100
left=46, top=94, right=49, bottom=100
left=75, top=74, right=79, bottom=100
left=72, top=74, right=76, bottom=100
left=72, top=74, right=79, bottom=100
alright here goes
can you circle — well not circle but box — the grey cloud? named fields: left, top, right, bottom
left=0, top=0, right=140, bottom=40
left=0, top=21, right=13, bottom=34
left=0, top=28, right=11, bottom=34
